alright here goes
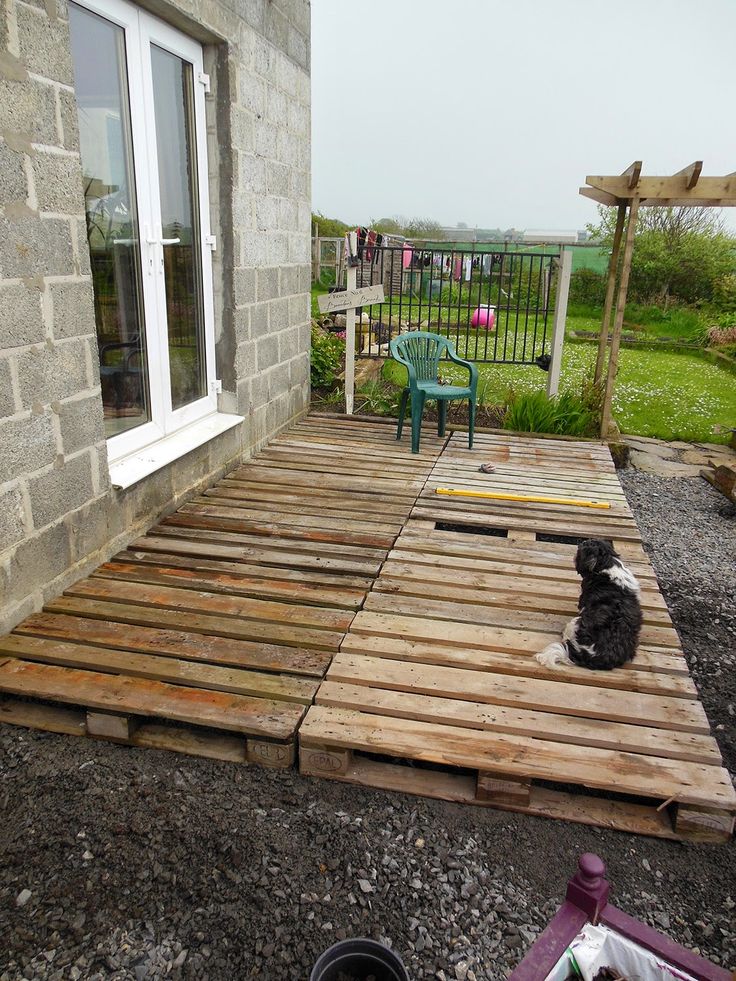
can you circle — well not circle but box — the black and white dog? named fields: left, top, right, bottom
left=536, top=538, right=642, bottom=671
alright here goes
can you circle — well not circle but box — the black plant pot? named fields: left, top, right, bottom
left=310, top=938, right=409, bottom=981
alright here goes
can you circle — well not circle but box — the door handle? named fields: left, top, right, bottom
left=146, top=236, right=181, bottom=245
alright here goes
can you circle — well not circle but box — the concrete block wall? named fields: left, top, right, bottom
left=0, top=0, right=311, bottom=633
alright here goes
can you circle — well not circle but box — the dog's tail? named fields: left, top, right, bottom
left=535, top=641, right=573, bottom=669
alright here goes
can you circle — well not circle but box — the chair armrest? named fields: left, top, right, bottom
left=447, top=350, right=478, bottom=392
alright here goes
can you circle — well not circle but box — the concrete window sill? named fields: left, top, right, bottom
left=108, top=412, right=243, bottom=490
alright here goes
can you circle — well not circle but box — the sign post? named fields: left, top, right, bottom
left=317, top=237, right=384, bottom=415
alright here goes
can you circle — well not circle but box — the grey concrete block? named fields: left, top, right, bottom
left=0, top=283, right=45, bottom=348
left=289, top=292, right=309, bottom=325
left=234, top=267, right=256, bottom=306
left=0, top=486, right=26, bottom=553
left=255, top=195, right=279, bottom=232
left=269, top=296, right=290, bottom=332
left=249, top=301, right=270, bottom=339
left=279, top=265, right=299, bottom=297
left=238, top=152, right=267, bottom=194
left=256, top=334, right=279, bottom=370
left=249, top=372, right=268, bottom=410
left=234, top=340, right=256, bottom=378
left=233, top=306, right=251, bottom=344
left=289, top=350, right=310, bottom=389
left=238, top=72, right=265, bottom=117
left=0, top=410, right=57, bottom=482
left=256, top=265, right=280, bottom=302
left=230, top=107, right=255, bottom=153
left=28, top=452, right=95, bottom=528
left=7, top=519, right=71, bottom=603
left=50, top=279, right=96, bottom=339
left=0, top=78, right=58, bottom=146
left=0, top=358, right=17, bottom=418
left=240, top=231, right=268, bottom=267
left=278, top=324, right=300, bottom=362
left=266, top=161, right=290, bottom=196
left=265, top=232, right=289, bottom=266
left=32, top=151, right=85, bottom=214
left=58, top=88, right=80, bottom=151
left=64, top=493, right=121, bottom=565
left=58, top=394, right=105, bottom=455
left=15, top=338, right=91, bottom=407
left=0, top=214, right=75, bottom=278
left=17, top=5, right=74, bottom=86
left=267, top=362, right=289, bottom=400
left=0, top=141, right=27, bottom=208
left=278, top=198, right=298, bottom=233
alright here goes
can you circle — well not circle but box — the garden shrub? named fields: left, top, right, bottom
left=569, top=268, right=607, bottom=307
left=310, top=323, right=344, bottom=388
left=504, top=389, right=599, bottom=437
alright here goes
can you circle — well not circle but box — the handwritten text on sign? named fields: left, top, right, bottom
left=317, top=284, right=385, bottom=314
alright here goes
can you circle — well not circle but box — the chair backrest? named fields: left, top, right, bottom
left=390, top=331, right=453, bottom=382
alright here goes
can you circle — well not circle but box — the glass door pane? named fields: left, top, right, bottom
left=150, top=45, right=207, bottom=411
left=69, top=3, right=150, bottom=438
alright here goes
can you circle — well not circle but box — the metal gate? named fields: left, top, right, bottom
left=340, top=243, right=563, bottom=365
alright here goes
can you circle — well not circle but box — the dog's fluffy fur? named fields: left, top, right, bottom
left=536, top=538, right=642, bottom=671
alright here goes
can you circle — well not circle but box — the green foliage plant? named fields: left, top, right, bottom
left=310, top=323, right=344, bottom=388
left=504, top=389, right=598, bottom=437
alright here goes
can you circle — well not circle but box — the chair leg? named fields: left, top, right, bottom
left=437, top=399, right=448, bottom=437
left=468, top=398, right=476, bottom=449
left=396, top=388, right=409, bottom=440
left=410, top=392, right=425, bottom=453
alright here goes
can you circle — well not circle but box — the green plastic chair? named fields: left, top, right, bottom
left=390, top=331, right=478, bottom=453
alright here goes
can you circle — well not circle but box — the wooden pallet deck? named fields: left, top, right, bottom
left=299, top=431, right=736, bottom=842
left=0, top=416, right=445, bottom=766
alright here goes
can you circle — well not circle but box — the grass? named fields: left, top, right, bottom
left=383, top=341, right=736, bottom=443
left=312, top=282, right=735, bottom=442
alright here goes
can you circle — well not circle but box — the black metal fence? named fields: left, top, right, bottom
left=336, top=243, right=561, bottom=365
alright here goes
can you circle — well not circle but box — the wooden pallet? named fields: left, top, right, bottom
left=300, top=432, right=736, bottom=841
left=0, top=417, right=445, bottom=765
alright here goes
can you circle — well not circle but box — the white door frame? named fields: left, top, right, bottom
left=71, top=0, right=217, bottom=463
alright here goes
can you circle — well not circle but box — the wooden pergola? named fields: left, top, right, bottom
left=579, top=162, right=736, bottom=436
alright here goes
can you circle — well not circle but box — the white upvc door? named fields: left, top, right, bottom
left=69, top=0, right=217, bottom=463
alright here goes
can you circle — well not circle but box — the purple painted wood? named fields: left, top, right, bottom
left=599, top=905, right=732, bottom=981
left=507, top=902, right=587, bottom=980
left=509, top=853, right=733, bottom=981
left=565, top=852, right=610, bottom=925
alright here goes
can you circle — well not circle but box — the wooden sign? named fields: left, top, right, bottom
left=317, top=284, right=385, bottom=314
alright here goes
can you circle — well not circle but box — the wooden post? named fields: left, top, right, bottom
left=345, top=230, right=357, bottom=415
left=546, top=247, right=572, bottom=398
left=594, top=202, right=626, bottom=385
left=600, top=198, right=639, bottom=436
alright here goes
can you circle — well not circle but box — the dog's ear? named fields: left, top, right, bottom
left=576, top=539, right=615, bottom=574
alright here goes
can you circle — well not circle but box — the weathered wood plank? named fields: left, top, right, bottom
left=0, top=660, right=306, bottom=739
left=14, top=612, right=331, bottom=676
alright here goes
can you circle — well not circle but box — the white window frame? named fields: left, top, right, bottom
left=73, top=0, right=237, bottom=482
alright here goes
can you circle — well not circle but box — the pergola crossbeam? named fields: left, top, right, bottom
left=674, top=160, right=703, bottom=189
left=623, top=160, right=642, bottom=188
left=584, top=175, right=736, bottom=204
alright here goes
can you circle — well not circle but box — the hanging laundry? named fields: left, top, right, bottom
left=463, top=256, right=472, bottom=281
left=403, top=244, right=413, bottom=269
left=365, top=229, right=377, bottom=263
left=453, top=257, right=462, bottom=280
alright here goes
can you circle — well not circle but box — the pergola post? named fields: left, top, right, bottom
left=600, top=197, right=639, bottom=436
left=594, top=203, right=627, bottom=385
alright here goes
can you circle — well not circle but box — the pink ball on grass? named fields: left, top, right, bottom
left=471, top=306, right=496, bottom=330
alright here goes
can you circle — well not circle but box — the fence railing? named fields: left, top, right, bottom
left=326, top=243, right=561, bottom=365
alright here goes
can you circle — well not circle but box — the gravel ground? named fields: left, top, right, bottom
left=0, top=470, right=734, bottom=981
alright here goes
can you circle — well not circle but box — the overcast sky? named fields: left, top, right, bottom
left=311, top=0, right=736, bottom=233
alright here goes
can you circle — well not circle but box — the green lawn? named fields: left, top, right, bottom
left=383, top=340, right=736, bottom=443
